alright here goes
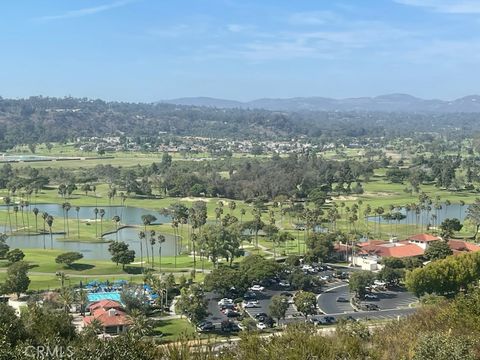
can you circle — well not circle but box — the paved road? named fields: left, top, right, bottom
left=318, top=283, right=417, bottom=314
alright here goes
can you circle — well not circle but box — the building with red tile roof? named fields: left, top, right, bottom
left=83, top=300, right=132, bottom=335
left=354, top=234, right=480, bottom=270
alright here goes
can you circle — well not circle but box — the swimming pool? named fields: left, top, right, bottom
left=87, top=292, right=122, bottom=303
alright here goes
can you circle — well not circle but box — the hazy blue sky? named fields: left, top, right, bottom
left=1, top=0, right=480, bottom=101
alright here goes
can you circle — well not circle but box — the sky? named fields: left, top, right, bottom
left=1, top=0, right=480, bottom=102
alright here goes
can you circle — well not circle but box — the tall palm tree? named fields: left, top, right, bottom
left=46, top=215, right=54, bottom=249
left=63, top=202, right=71, bottom=236
left=32, top=207, right=39, bottom=233
left=3, top=196, right=12, bottom=233
left=76, top=288, right=88, bottom=316
left=138, top=231, right=146, bottom=272
left=20, top=201, right=26, bottom=231
left=112, top=215, right=121, bottom=242
left=150, top=234, right=156, bottom=269
left=42, top=212, right=48, bottom=249
left=13, top=205, right=19, bottom=232
left=172, top=220, right=179, bottom=268
left=99, top=209, right=105, bottom=236
left=75, top=206, right=80, bottom=239
left=93, top=208, right=99, bottom=237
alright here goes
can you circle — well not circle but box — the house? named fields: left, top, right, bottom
left=83, top=300, right=132, bottom=335
left=352, top=234, right=480, bottom=270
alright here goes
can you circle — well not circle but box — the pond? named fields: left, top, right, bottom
left=0, top=204, right=171, bottom=226
left=368, top=203, right=468, bottom=226
left=3, top=204, right=178, bottom=260
left=5, top=230, right=179, bottom=260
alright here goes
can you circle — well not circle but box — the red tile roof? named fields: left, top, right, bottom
left=89, top=300, right=123, bottom=311
left=408, top=234, right=440, bottom=242
left=84, top=299, right=131, bottom=328
left=448, top=240, right=480, bottom=252
left=84, top=308, right=132, bottom=327
left=358, top=242, right=425, bottom=258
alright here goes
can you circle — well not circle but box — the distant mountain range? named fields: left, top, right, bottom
left=160, top=94, right=480, bottom=112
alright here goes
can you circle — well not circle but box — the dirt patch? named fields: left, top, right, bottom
left=180, top=197, right=211, bottom=202
left=335, top=195, right=358, bottom=201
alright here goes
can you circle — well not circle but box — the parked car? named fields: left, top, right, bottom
left=278, top=280, right=290, bottom=287
left=365, top=303, right=379, bottom=311
left=250, top=285, right=265, bottom=292
left=324, top=316, right=336, bottom=324
left=197, top=321, right=215, bottom=332
left=336, top=296, right=348, bottom=302
left=218, top=298, right=233, bottom=306
left=374, top=280, right=386, bottom=286
left=364, top=293, right=378, bottom=300
left=256, top=322, right=267, bottom=330
left=243, top=291, right=257, bottom=300
left=254, top=312, right=268, bottom=319
left=243, top=300, right=260, bottom=308
left=225, top=309, right=241, bottom=318
left=220, top=303, right=236, bottom=310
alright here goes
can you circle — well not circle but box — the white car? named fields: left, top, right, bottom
left=218, top=298, right=233, bottom=306
left=243, top=301, right=259, bottom=308
left=364, top=293, right=378, bottom=300
left=374, top=280, right=386, bottom=286
left=256, top=322, right=267, bottom=330
left=250, top=285, right=265, bottom=292
left=279, top=280, right=290, bottom=287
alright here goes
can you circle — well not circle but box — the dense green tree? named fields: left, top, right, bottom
left=424, top=240, right=453, bottom=261
left=55, top=252, right=84, bottom=268
left=269, top=295, right=289, bottom=324
left=6, top=249, right=25, bottom=263
left=3, top=261, right=30, bottom=298
left=349, top=271, right=375, bottom=298
left=293, top=291, right=317, bottom=318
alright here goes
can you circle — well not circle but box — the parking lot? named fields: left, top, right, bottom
left=317, top=282, right=417, bottom=315
left=243, top=288, right=298, bottom=324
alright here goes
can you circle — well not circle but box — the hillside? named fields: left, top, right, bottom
left=162, top=94, right=480, bottom=113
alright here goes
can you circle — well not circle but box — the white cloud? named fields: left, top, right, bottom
left=36, top=0, right=135, bottom=22
left=394, top=0, right=480, bottom=14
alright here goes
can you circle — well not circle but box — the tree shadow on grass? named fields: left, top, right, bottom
left=69, top=263, right=95, bottom=271
left=124, top=266, right=143, bottom=274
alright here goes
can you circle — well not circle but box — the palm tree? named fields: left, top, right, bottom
left=172, top=220, right=179, bottom=268
left=46, top=215, right=54, bottom=249
left=20, top=201, right=25, bottom=231
left=150, top=234, right=156, bottom=269
left=138, top=231, right=146, bottom=272
left=76, top=288, right=88, bottom=316
left=99, top=209, right=105, bottom=236
left=141, top=214, right=157, bottom=265
left=84, top=318, right=103, bottom=337
left=75, top=206, right=80, bottom=239
left=59, top=288, right=74, bottom=313
left=32, top=207, right=39, bottom=232
left=42, top=212, right=48, bottom=249
left=63, top=202, right=71, bottom=236
left=93, top=208, right=99, bottom=237
left=13, top=205, right=19, bottom=232
left=3, top=196, right=12, bottom=233
left=127, top=309, right=153, bottom=338
left=112, top=215, right=121, bottom=242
